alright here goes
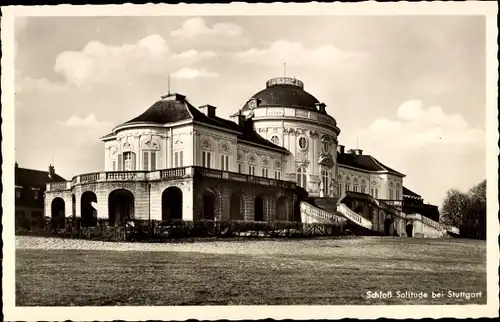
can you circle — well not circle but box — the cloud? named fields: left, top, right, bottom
left=53, top=34, right=218, bottom=87
left=360, top=100, right=485, bottom=152
left=171, top=67, right=219, bottom=79
left=172, top=17, right=242, bottom=38
left=234, top=40, right=369, bottom=69
left=59, top=113, right=113, bottom=129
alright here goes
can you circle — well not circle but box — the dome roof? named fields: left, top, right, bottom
left=242, top=77, right=321, bottom=112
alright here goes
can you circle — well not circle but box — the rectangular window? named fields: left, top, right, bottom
left=202, top=151, right=206, bottom=167
left=112, top=160, right=116, bottom=171
left=353, top=184, right=358, bottom=192
left=361, top=186, right=366, bottom=194
left=345, top=183, right=350, bottom=192
left=221, top=155, right=229, bottom=171
left=371, top=188, right=374, bottom=197
left=248, top=165, right=255, bottom=175
left=33, top=190, right=39, bottom=200
left=389, top=189, right=393, bottom=200
left=375, top=189, right=379, bottom=199
left=144, top=151, right=149, bottom=171
left=179, top=151, right=183, bottom=167
left=151, top=152, right=156, bottom=171
left=202, top=151, right=211, bottom=168
left=118, top=154, right=123, bottom=171
left=262, top=168, right=268, bottom=177
left=174, top=152, right=179, bottom=168
left=275, top=170, right=281, bottom=180
left=238, top=163, right=242, bottom=173
left=396, top=190, right=400, bottom=200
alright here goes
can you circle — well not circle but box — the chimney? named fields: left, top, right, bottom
left=48, top=164, right=55, bottom=178
left=199, top=104, right=217, bottom=118
left=315, top=102, right=326, bottom=113
left=161, top=92, right=186, bottom=102
left=237, top=111, right=245, bottom=128
left=338, top=145, right=345, bottom=154
left=355, top=149, right=363, bottom=155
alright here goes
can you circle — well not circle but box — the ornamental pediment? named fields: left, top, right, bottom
left=318, top=152, right=334, bottom=168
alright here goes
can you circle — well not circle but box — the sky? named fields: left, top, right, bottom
left=14, top=15, right=486, bottom=206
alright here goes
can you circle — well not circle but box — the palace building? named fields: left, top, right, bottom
left=44, top=76, right=455, bottom=237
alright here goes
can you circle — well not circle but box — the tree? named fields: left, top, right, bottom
left=440, top=180, right=486, bottom=240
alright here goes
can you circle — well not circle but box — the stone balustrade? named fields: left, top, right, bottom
left=46, top=166, right=297, bottom=192
left=338, top=203, right=373, bottom=230
left=301, top=201, right=346, bottom=224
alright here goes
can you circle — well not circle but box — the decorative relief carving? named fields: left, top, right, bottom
left=201, top=138, right=213, bottom=150
left=296, top=160, right=310, bottom=168
left=318, top=152, right=334, bottom=168
left=143, top=139, right=159, bottom=149
left=295, top=110, right=309, bottom=118
left=273, top=160, right=281, bottom=169
left=262, top=158, right=270, bottom=167
left=371, top=181, right=377, bottom=186
left=258, top=128, right=267, bottom=133
left=109, top=146, right=117, bottom=156
left=123, top=141, right=133, bottom=151
left=309, top=130, right=319, bottom=138
left=237, top=151, right=244, bottom=162
left=268, top=110, right=284, bottom=116
left=248, top=154, right=256, bottom=164
left=219, top=141, right=231, bottom=153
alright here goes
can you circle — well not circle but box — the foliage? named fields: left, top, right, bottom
left=441, top=180, right=486, bottom=240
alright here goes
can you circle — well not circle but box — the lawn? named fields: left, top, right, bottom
left=15, top=236, right=487, bottom=306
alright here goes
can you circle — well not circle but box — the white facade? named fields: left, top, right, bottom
left=102, top=113, right=287, bottom=180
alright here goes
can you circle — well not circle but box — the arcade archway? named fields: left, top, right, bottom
left=162, top=186, right=183, bottom=221
left=108, top=189, right=134, bottom=226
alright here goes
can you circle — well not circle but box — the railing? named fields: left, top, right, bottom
left=382, top=199, right=403, bottom=209
left=80, top=173, right=99, bottom=183
left=48, top=181, right=71, bottom=192
left=337, top=203, right=373, bottom=230
left=301, top=202, right=346, bottom=224
left=197, top=168, right=222, bottom=179
left=161, top=167, right=186, bottom=179
left=47, top=166, right=297, bottom=192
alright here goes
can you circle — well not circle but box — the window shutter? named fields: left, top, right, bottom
left=118, top=154, right=122, bottom=171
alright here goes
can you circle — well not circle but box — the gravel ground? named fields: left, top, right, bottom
left=16, top=235, right=485, bottom=263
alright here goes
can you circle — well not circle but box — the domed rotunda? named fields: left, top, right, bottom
left=232, top=76, right=341, bottom=198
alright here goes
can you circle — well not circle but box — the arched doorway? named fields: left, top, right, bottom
left=230, top=193, right=243, bottom=220
left=384, top=217, right=394, bottom=236
left=81, top=191, right=98, bottom=226
left=51, top=197, right=66, bottom=229
left=108, top=189, right=134, bottom=226
left=202, top=189, right=216, bottom=220
left=275, top=196, right=288, bottom=221
left=162, top=186, right=183, bottom=221
left=406, top=222, right=414, bottom=237
left=254, top=195, right=265, bottom=221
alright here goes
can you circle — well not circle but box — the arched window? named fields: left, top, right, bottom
left=322, top=169, right=330, bottom=195
left=296, top=167, right=307, bottom=188
left=353, top=178, right=359, bottom=192
left=361, top=179, right=367, bottom=194
left=323, top=141, right=329, bottom=153
left=271, top=135, right=280, bottom=145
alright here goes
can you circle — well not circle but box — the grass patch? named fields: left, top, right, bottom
left=16, top=237, right=486, bottom=305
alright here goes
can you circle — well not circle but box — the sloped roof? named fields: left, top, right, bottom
left=212, top=116, right=288, bottom=152
left=403, top=186, right=422, bottom=198
left=111, top=93, right=288, bottom=152
left=337, top=153, right=405, bottom=176
left=242, top=84, right=320, bottom=112
left=15, top=167, right=66, bottom=189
